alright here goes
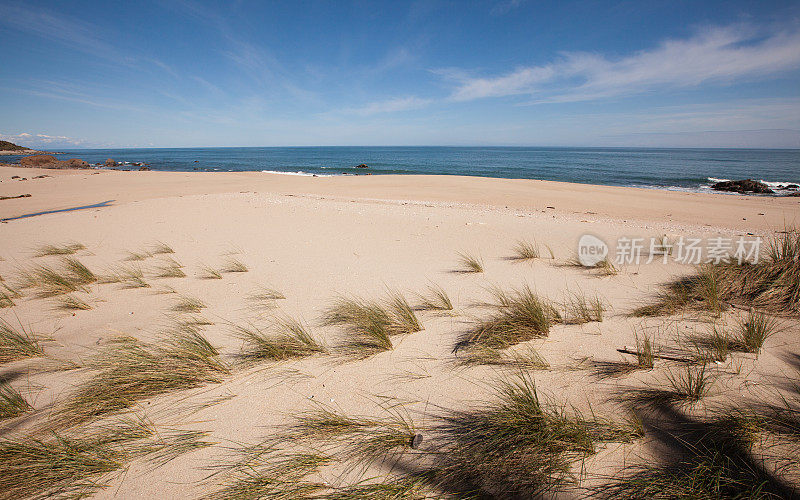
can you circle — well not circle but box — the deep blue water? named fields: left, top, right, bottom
left=5, top=147, right=799, bottom=193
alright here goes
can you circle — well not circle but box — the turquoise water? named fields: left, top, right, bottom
left=6, top=147, right=799, bottom=193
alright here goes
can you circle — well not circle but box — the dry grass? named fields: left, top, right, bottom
left=634, top=229, right=800, bottom=317
left=248, top=287, right=285, bottom=302
left=290, top=405, right=418, bottom=466
left=0, top=317, right=44, bottom=363
left=0, top=383, right=31, bottom=419
left=56, top=294, right=92, bottom=311
left=152, top=257, right=186, bottom=278
left=221, top=258, right=248, bottom=273
left=416, top=284, right=453, bottom=311
left=635, top=364, right=716, bottom=406
left=52, top=330, right=228, bottom=428
left=21, top=257, right=97, bottom=298
left=198, top=264, right=223, bottom=280
left=150, top=241, right=174, bottom=255
left=125, top=250, right=152, bottom=261
left=34, top=242, right=85, bottom=257
left=0, top=288, right=15, bottom=308
left=323, top=291, right=422, bottom=359
left=429, top=374, right=643, bottom=496
left=561, top=292, right=605, bottom=324
left=172, top=294, right=206, bottom=313
left=511, top=240, right=540, bottom=260
left=733, top=310, right=780, bottom=354
left=464, top=285, right=560, bottom=349
left=234, top=317, right=326, bottom=362
left=456, top=252, right=484, bottom=273
left=456, top=345, right=550, bottom=369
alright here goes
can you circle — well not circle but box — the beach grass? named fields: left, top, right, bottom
left=291, top=405, right=418, bottom=466
left=416, top=284, right=453, bottom=311
left=152, top=257, right=186, bottom=279
left=247, top=287, right=286, bottom=302
left=323, top=291, right=422, bottom=358
left=172, top=294, right=206, bottom=313
left=561, top=292, right=604, bottom=324
left=34, top=242, right=85, bottom=257
left=56, top=294, right=92, bottom=311
left=115, top=265, right=150, bottom=288
left=429, top=374, right=643, bottom=496
left=150, top=241, right=175, bottom=255
left=633, top=229, right=800, bottom=317
left=0, top=318, right=44, bottom=363
left=465, top=285, right=560, bottom=349
left=198, top=264, right=223, bottom=280
left=23, top=257, right=97, bottom=298
left=0, top=383, right=31, bottom=419
left=221, top=258, right=248, bottom=273
left=457, top=252, right=484, bottom=273
left=660, top=364, right=714, bottom=404
left=456, top=345, right=549, bottom=369
left=0, top=288, right=15, bottom=308
left=52, top=331, right=228, bottom=428
left=732, top=310, right=779, bottom=354
left=512, top=240, right=540, bottom=260
left=234, top=317, right=326, bottom=362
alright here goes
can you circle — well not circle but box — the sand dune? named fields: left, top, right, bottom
left=0, top=167, right=798, bottom=498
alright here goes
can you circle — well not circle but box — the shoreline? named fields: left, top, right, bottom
left=0, top=166, right=797, bottom=232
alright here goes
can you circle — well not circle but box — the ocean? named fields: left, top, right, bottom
left=6, top=147, right=799, bottom=193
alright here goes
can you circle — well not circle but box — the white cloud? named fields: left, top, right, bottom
left=1, top=132, right=93, bottom=149
left=446, top=25, right=800, bottom=103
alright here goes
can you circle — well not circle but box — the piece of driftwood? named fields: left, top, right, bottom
left=617, top=347, right=692, bottom=362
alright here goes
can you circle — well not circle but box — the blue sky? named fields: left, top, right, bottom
left=1, top=0, right=799, bottom=148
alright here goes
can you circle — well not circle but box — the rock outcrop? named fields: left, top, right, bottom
left=19, top=155, right=91, bottom=169
left=711, top=179, right=774, bottom=194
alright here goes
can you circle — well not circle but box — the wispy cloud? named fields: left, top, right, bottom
left=446, top=25, right=800, bottom=103
left=491, top=0, right=526, bottom=16
left=340, top=96, right=432, bottom=116
left=0, top=131, right=94, bottom=148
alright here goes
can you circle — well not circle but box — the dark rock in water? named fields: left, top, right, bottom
left=354, top=163, right=369, bottom=169
left=19, top=155, right=90, bottom=169
left=138, top=165, right=150, bottom=171
left=105, top=158, right=117, bottom=167
left=711, top=179, right=774, bottom=194
left=787, top=192, right=800, bottom=197
left=786, top=184, right=799, bottom=190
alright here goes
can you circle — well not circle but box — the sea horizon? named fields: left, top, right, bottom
left=6, top=145, right=798, bottom=194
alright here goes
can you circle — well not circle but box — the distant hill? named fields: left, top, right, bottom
left=0, top=140, right=28, bottom=151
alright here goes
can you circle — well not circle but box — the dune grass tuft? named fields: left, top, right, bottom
left=198, top=264, right=223, bottom=280
left=733, top=310, right=779, bottom=354
left=429, top=374, right=643, bottom=496
left=0, top=288, right=15, bottom=308
left=234, top=317, right=326, bottom=362
left=221, top=258, right=248, bottom=273
left=456, top=252, right=484, bottom=273
left=0, top=318, right=44, bottom=363
left=323, top=291, right=422, bottom=358
left=56, top=294, right=92, bottom=311
left=512, top=240, right=540, bottom=260
left=465, top=285, right=560, bottom=349
left=53, top=331, right=228, bottom=428
left=291, top=405, right=418, bottom=466
left=416, top=284, right=453, bottom=311
left=150, top=241, right=174, bottom=255
left=152, top=257, right=186, bottom=279
left=634, top=230, right=800, bottom=317
left=456, top=345, right=550, bottom=369
left=664, top=364, right=714, bottom=403
left=248, top=286, right=285, bottom=302
left=34, top=242, right=85, bottom=257
left=561, top=292, right=605, bottom=324
left=172, top=294, right=206, bottom=313
left=0, top=383, right=31, bottom=419
left=23, top=257, right=96, bottom=298
left=114, top=265, right=150, bottom=288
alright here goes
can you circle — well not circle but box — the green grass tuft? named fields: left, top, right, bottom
left=512, top=240, right=540, bottom=260
left=415, top=284, right=453, bottom=311
left=0, top=383, right=31, bottom=419
left=34, top=242, right=85, bottom=257
left=0, top=318, right=44, bottom=363
left=152, top=257, right=186, bottom=278
left=456, top=252, right=484, bottom=273
left=234, top=317, right=326, bottom=362
left=465, top=285, right=560, bottom=349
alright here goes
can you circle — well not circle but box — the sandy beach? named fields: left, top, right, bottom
left=0, top=167, right=798, bottom=498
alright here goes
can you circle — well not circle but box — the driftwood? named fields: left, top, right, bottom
left=617, top=347, right=692, bottom=362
